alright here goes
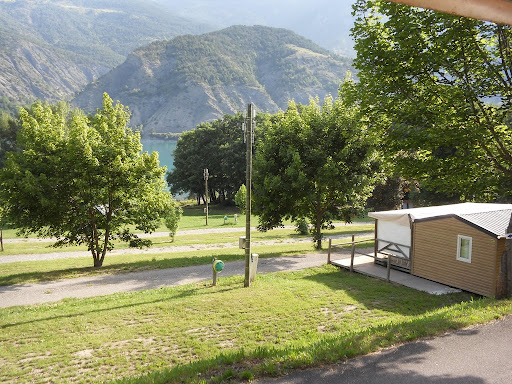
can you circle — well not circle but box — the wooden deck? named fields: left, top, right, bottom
left=330, top=254, right=461, bottom=295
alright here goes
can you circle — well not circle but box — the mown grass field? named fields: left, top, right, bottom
left=0, top=204, right=374, bottom=285
left=1, top=204, right=511, bottom=383
left=2, top=266, right=512, bottom=384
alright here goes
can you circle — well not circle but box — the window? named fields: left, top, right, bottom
left=457, top=235, right=472, bottom=263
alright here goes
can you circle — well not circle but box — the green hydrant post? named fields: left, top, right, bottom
left=212, top=258, right=225, bottom=286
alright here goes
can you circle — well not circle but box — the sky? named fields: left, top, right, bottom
left=155, top=0, right=358, bottom=56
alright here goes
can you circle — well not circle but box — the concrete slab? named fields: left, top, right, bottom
left=330, top=255, right=461, bottom=295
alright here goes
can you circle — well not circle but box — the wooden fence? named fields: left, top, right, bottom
left=327, top=236, right=410, bottom=282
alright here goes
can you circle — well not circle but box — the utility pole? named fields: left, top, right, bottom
left=204, top=168, right=209, bottom=226
left=244, top=104, right=254, bottom=287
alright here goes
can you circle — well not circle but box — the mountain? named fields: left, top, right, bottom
left=0, top=0, right=212, bottom=112
left=0, top=27, right=105, bottom=113
left=155, top=0, right=356, bottom=57
left=73, top=25, right=353, bottom=133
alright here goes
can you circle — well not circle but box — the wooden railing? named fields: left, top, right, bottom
left=328, top=236, right=410, bottom=282
left=375, top=239, right=411, bottom=280
left=327, top=235, right=372, bottom=273
left=376, top=239, right=410, bottom=260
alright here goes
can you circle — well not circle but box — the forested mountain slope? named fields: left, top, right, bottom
left=73, top=25, right=353, bottom=132
left=0, top=0, right=211, bottom=112
left=155, top=0, right=356, bottom=57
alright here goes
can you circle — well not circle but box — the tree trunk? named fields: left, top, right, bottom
left=93, top=255, right=103, bottom=268
left=92, top=249, right=104, bottom=268
left=0, top=227, right=3, bottom=252
left=313, top=220, right=322, bottom=249
left=312, top=202, right=324, bottom=249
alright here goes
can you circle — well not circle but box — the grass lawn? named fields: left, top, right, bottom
left=2, top=204, right=511, bottom=383
left=0, top=204, right=373, bottom=240
left=1, top=266, right=511, bottom=384
left=0, top=218, right=373, bottom=286
left=0, top=225, right=373, bottom=257
left=0, top=239, right=374, bottom=286
left=0, top=205, right=247, bottom=240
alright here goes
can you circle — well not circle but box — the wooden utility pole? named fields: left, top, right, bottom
left=204, top=168, right=209, bottom=226
left=244, top=104, right=254, bottom=287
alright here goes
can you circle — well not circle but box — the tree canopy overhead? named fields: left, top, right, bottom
left=352, top=0, right=512, bottom=200
left=253, top=81, right=381, bottom=249
left=0, top=94, right=178, bottom=267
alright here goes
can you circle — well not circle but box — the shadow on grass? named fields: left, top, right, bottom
left=0, top=281, right=241, bottom=329
left=0, top=255, right=239, bottom=286
left=112, top=298, right=500, bottom=384
left=303, top=268, right=474, bottom=316
left=0, top=248, right=312, bottom=286
left=182, top=205, right=240, bottom=217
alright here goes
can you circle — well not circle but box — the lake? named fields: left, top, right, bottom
left=140, top=138, right=177, bottom=172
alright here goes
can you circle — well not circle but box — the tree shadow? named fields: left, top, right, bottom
left=0, top=255, right=237, bottom=286
left=0, top=279, right=240, bottom=329
left=303, top=268, right=473, bottom=316
left=0, top=247, right=320, bottom=286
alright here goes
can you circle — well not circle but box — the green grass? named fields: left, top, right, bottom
left=0, top=239, right=374, bottom=286
left=1, top=265, right=511, bottom=384
left=176, top=204, right=250, bottom=229
left=0, top=205, right=245, bottom=240
left=0, top=203, right=373, bottom=240
left=1, top=204, right=508, bottom=384
left=0, top=224, right=373, bottom=257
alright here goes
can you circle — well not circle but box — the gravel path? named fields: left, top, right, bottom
left=0, top=232, right=373, bottom=264
left=0, top=249, right=370, bottom=308
left=0, top=223, right=373, bottom=307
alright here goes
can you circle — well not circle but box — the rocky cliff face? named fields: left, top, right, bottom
left=0, top=0, right=212, bottom=111
left=0, top=38, right=106, bottom=105
left=73, top=26, right=353, bottom=132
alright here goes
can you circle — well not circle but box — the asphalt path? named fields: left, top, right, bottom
left=256, top=316, right=512, bottom=384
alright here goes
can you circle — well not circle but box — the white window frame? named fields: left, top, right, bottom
left=456, top=235, right=472, bottom=263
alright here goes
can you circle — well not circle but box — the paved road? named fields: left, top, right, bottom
left=257, top=316, right=512, bottom=384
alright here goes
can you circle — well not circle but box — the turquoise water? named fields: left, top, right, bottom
left=140, top=138, right=177, bottom=172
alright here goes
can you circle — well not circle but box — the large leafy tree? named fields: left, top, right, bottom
left=352, top=0, right=512, bottom=200
left=253, top=81, right=381, bottom=249
left=0, top=111, right=20, bottom=167
left=168, top=113, right=265, bottom=203
left=0, top=94, right=177, bottom=267
left=0, top=112, right=21, bottom=251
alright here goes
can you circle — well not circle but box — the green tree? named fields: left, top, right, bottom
left=253, top=82, right=381, bottom=249
left=0, top=111, right=20, bottom=167
left=0, top=112, right=20, bottom=251
left=167, top=128, right=206, bottom=203
left=164, top=202, right=183, bottom=242
left=167, top=113, right=268, bottom=204
left=352, top=0, right=512, bottom=200
left=0, top=94, right=177, bottom=267
left=234, top=184, right=247, bottom=213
